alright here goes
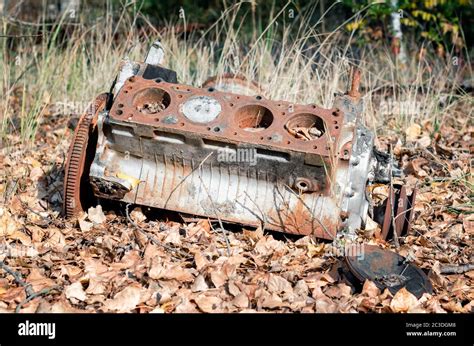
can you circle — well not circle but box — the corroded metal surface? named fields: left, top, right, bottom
left=344, top=244, right=432, bottom=298
left=89, top=71, right=347, bottom=239
left=64, top=42, right=411, bottom=241
left=381, top=184, right=417, bottom=239
left=202, top=73, right=263, bottom=96
left=63, top=93, right=107, bottom=218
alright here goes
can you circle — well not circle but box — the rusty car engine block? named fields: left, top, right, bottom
left=64, top=41, right=416, bottom=242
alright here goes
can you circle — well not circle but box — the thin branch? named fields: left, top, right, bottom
left=125, top=203, right=190, bottom=259
left=15, top=286, right=60, bottom=313
left=440, top=263, right=474, bottom=275
left=389, top=144, right=400, bottom=249
left=0, top=260, right=59, bottom=313
left=0, top=34, right=43, bottom=38
left=164, top=152, right=213, bottom=208
left=0, top=260, right=34, bottom=296
left=197, top=175, right=231, bottom=257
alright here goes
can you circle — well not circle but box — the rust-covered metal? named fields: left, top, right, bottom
left=344, top=244, right=432, bottom=298
left=64, top=40, right=414, bottom=242
left=380, top=184, right=417, bottom=240
left=202, top=73, right=263, bottom=96
left=63, top=93, right=108, bottom=218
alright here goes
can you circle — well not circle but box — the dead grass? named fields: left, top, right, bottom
left=0, top=2, right=471, bottom=148
left=1, top=2, right=471, bottom=216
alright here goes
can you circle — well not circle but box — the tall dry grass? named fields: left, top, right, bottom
left=0, top=1, right=471, bottom=147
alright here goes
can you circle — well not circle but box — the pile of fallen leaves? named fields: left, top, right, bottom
left=0, top=108, right=472, bottom=313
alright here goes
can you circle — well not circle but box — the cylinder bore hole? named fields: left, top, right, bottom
left=235, top=105, right=273, bottom=132
left=133, top=88, right=171, bottom=114
left=285, top=113, right=326, bottom=141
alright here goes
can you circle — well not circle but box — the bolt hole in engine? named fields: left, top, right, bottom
left=285, top=113, right=326, bottom=140
left=133, top=88, right=171, bottom=114
left=235, top=105, right=273, bottom=132
left=295, top=178, right=312, bottom=192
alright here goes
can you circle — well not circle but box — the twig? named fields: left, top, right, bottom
left=440, top=263, right=474, bottom=274
left=0, top=34, right=43, bottom=38
left=15, top=286, right=60, bottom=313
left=197, top=175, right=231, bottom=257
left=389, top=144, right=400, bottom=249
left=0, top=260, right=59, bottom=312
left=0, top=260, right=34, bottom=296
left=20, top=199, right=53, bottom=225
left=164, top=152, right=213, bottom=208
left=125, top=204, right=190, bottom=258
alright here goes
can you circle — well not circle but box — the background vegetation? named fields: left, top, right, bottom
left=0, top=0, right=472, bottom=145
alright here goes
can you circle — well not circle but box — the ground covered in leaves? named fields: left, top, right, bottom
left=0, top=109, right=472, bottom=313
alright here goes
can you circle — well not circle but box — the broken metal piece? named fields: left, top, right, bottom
left=63, top=93, right=108, bottom=218
left=202, top=73, right=263, bottom=96
left=64, top=41, right=413, bottom=242
left=373, top=184, right=417, bottom=240
left=344, top=244, right=433, bottom=298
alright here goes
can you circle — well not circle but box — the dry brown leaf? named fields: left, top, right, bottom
left=79, top=219, right=93, bottom=232
left=164, top=228, right=181, bottom=245
left=406, top=123, right=422, bottom=141
left=232, top=293, right=249, bottom=308
left=103, top=285, right=143, bottom=313
left=228, top=280, right=241, bottom=297
left=50, top=298, right=85, bottom=313
left=191, top=275, right=209, bottom=292
left=26, top=268, right=56, bottom=292
left=193, top=251, right=210, bottom=271
left=87, top=205, right=106, bottom=224
left=130, top=207, right=146, bottom=223
left=315, top=294, right=337, bottom=313
left=293, top=280, right=309, bottom=297
left=65, top=281, right=87, bottom=302
left=194, top=295, right=222, bottom=313
left=210, top=271, right=226, bottom=288
left=267, top=274, right=292, bottom=294
left=148, top=258, right=194, bottom=282
left=390, top=288, right=419, bottom=312
left=260, top=292, right=285, bottom=309
left=362, top=280, right=380, bottom=298
left=0, top=207, right=18, bottom=237
left=175, top=298, right=199, bottom=313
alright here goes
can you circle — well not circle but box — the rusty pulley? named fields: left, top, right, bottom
left=343, top=244, right=432, bottom=299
